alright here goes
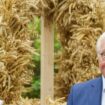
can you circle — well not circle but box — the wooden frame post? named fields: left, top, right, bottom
left=41, top=16, right=54, bottom=105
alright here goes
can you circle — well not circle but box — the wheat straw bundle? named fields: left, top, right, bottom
left=4, top=97, right=40, bottom=105
left=46, top=97, right=66, bottom=105
left=54, top=0, right=105, bottom=98
left=0, top=0, right=35, bottom=103
left=34, top=0, right=57, bottom=16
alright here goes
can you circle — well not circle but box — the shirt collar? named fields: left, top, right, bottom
left=102, top=75, right=105, bottom=91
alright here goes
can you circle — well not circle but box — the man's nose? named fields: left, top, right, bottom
left=99, top=56, right=105, bottom=61
left=100, top=60, right=105, bottom=66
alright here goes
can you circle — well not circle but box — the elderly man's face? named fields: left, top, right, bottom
left=98, top=40, right=105, bottom=76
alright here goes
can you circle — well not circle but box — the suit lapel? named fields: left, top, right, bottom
left=88, top=77, right=102, bottom=105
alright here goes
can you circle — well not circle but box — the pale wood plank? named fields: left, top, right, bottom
left=41, top=16, right=54, bottom=105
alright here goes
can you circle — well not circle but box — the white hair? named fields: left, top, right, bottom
left=96, top=32, right=105, bottom=53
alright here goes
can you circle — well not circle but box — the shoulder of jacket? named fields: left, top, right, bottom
left=72, top=76, right=101, bottom=91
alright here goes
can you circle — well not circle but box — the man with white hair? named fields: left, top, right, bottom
left=67, top=32, right=105, bottom=105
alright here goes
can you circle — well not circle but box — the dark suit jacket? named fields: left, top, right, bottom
left=67, top=77, right=102, bottom=105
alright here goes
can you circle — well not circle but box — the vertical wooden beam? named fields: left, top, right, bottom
left=41, top=16, right=54, bottom=105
